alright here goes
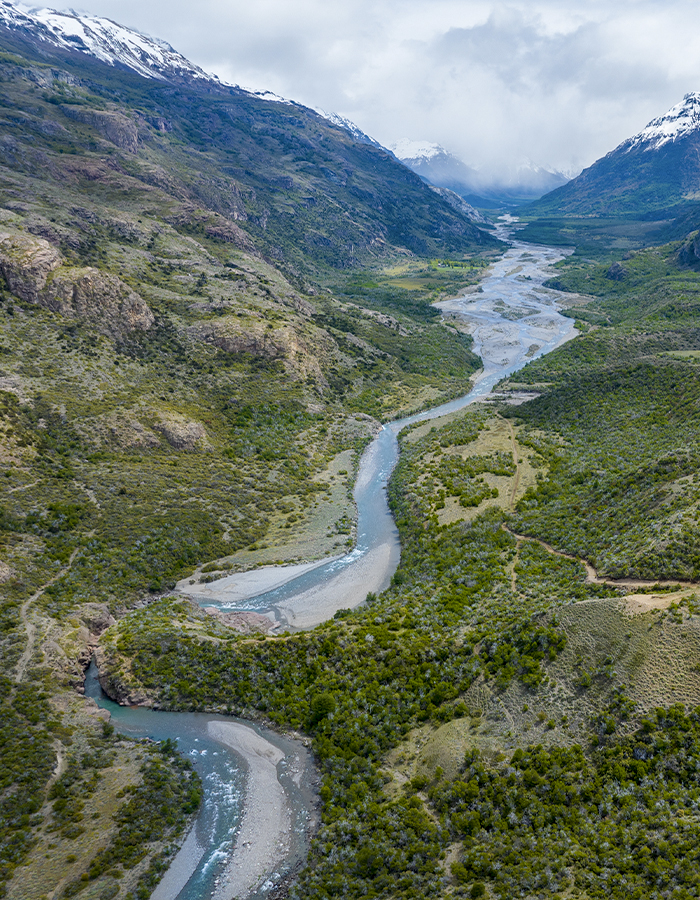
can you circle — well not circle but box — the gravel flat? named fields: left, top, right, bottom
left=208, top=721, right=291, bottom=900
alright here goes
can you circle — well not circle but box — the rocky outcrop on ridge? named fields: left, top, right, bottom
left=0, top=230, right=154, bottom=336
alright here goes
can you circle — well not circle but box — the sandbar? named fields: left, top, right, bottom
left=150, top=824, right=206, bottom=900
left=208, top=720, right=290, bottom=900
left=273, top=541, right=396, bottom=629
left=176, top=556, right=340, bottom=606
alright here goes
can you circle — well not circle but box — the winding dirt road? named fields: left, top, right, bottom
left=504, top=525, right=697, bottom=591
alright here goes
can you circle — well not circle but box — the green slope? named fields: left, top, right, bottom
left=0, top=29, right=499, bottom=279
left=6, top=16, right=700, bottom=900
left=93, top=240, right=700, bottom=900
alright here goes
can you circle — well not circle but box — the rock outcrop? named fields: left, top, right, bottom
left=43, top=267, right=154, bottom=333
left=166, top=204, right=255, bottom=252
left=605, top=261, right=627, bottom=281
left=61, top=105, right=139, bottom=153
left=0, top=231, right=154, bottom=336
left=93, top=645, right=155, bottom=707
left=678, top=231, right=700, bottom=267
left=153, top=413, right=207, bottom=450
left=189, top=318, right=330, bottom=384
left=0, top=230, right=61, bottom=301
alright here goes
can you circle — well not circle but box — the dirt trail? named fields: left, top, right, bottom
left=8, top=480, right=38, bottom=494
left=504, top=525, right=697, bottom=591
left=505, top=419, right=520, bottom=512
left=14, top=546, right=80, bottom=685
left=509, top=541, right=521, bottom=592
left=46, top=740, right=66, bottom=792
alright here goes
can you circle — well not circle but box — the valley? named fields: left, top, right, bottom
left=2, top=6, right=700, bottom=900
left=71, top=226, right=575, bottom=900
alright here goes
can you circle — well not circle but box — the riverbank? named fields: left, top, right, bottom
left=84, top=662, right=320, bottom=900
left=176, top=557, right=341, bottom=612
left=94, top=219, right=582, bottom=900
left=179, top=224, right=577, bottom=636
left=207, top=721, right=318, bottom=900
left=207, top=722, right=294, bottom=900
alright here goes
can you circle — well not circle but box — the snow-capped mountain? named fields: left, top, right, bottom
left=315, top=110, right=385, bottom=150
left=390, top=139, right=568, bottom=207
left=530, top=93, right=700, bottom=216
left=390, top=139, right=446, bottom=162
left=1, top=0, right=392, bottom=147
left=0, top=0, right=217, bottom=82
left=390, top=140, right=480, bottom=196
left=620, top=93, right=700, bottom=153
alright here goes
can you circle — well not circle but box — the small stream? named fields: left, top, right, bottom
left=89, top=218, right=578, bottom=899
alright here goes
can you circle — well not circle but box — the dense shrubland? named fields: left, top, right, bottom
left=97, top=283, right=700, bottom=898
left=508, top=363, right=700, bottom=579
left=438, top=707, right=700, bottom=899
left=98, top=407, right=630, bottom=899
left=0, top=678, right=58, bottom=890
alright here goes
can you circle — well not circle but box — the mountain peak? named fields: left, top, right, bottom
left=621, top=92, right=700, bottom=153
left=390, top=139, right=447, bottom=162
left=0, top=0, right=215, bottom=82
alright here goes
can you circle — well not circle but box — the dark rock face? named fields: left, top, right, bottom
left=94, top=645, right=156, bottom=707
left=61, top=105, right=139, bottom=153
left=678, top=231, right=700, bottom=266
left=605, top=262, right=627, bottom=281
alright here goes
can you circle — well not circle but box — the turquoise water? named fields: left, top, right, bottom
left=84, top=664, right=315, bottom=900
left=90, top=221, right=575, bottom=898
left=197, top=221, right=576, bottom=625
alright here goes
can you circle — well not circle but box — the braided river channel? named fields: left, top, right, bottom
left=87, top=217, right=579, bottom=900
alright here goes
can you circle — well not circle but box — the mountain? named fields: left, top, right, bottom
left=529, top=93, right=700, bottom=217
left=390, top=139, right=569, bottom=208
left=0, top=6, right=502, bottom=897
left=0, top=2, right=496, bottom=274
left=0, top=0, right=216, bottom=82
left=390, top=140, right=483, bottom=201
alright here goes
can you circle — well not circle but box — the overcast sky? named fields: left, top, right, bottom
left=37, top=0, right=700, bottom=175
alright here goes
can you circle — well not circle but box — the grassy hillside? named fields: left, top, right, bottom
left=96, top=393, right=700, bottom=900
left=525, top=124, right=700, bottom=219
left=0, top=26, right=505, bottom=900
left=0, top=30, right=499, bottom=280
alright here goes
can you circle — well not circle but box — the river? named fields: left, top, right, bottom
left=88, top=217, right=578, bottom=899
left=178, top=216, right=577, bottom=630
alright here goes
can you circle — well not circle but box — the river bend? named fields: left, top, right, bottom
left=89, top=218, right=578, bottom=899
left=181, top=217, right=577, bottom=630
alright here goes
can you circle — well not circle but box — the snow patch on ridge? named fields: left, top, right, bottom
left=622, top=92, right=700, bottom=152
left=390, top=139, right=445, bottom=161
left=0, top=0, right=214, bottom=81
left=244, top=89, right=292, bottom=105
left=0, top=0, right=303, bottom=102
left=315, top=110, right=385, bottom=148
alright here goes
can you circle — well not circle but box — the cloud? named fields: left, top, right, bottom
left=37, top=0, right=700, bottom=175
